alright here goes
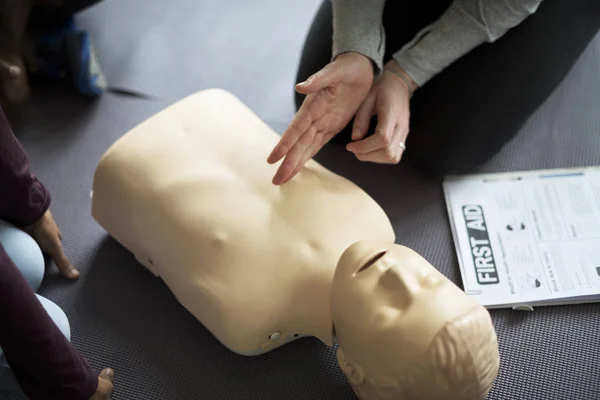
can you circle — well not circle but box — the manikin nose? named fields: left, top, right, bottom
left=380, top=267, right=418, bottom=309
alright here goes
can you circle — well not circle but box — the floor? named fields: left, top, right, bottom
left=10, top=0, right=600, bottom=399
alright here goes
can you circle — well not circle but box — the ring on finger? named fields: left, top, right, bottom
left=398, top=141, right=406, bottom=151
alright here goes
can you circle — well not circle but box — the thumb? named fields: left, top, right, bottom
left=296, top=62, right=342, bottom=94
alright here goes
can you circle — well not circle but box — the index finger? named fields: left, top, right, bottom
left=267, top=105, right=313, bottom=164
left=55, top=253, right=80, bottom=280
left=47, top=236, right=80, bottom=280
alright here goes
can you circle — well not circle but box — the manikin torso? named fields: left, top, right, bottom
left=92, top=89, right=396, bottom=355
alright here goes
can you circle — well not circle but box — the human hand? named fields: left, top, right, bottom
left=24, top=210, right=79, bottom=280
left=346, top=60, right=417, bottom=164
left=0, top=57, right=30, bottom=107
left=267, top=52, right=374, bottom=185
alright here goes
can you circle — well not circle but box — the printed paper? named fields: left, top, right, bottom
left=443, top=166, right=600, bottom=308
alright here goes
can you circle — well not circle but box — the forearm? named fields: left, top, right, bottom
left=0, top=107, right=50, bottom=227
left=331, top=0, right=387, bottom=74
left=392, top=0, right=544, bottom=87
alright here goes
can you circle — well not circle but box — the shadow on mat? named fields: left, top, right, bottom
left=313, top=142, right=448, bottom=234
left=79, top=235, right=219, bottom=343
left=6, top=85, right=101, bottom=139
left=77, top=235, right=355, bottom=399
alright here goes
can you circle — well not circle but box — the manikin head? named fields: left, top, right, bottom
left=331, top=241, right=499, bottom=400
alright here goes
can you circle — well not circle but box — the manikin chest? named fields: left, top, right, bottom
left=91, top=89, right=396, bottom=356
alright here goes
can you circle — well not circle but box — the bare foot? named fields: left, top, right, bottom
left=90, top=368, right=114, bottom=400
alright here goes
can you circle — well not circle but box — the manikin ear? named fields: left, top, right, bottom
left=336, top=347, right=365, bottom=387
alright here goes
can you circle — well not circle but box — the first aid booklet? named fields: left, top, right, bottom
left=442, top=166, right=600, bottom=309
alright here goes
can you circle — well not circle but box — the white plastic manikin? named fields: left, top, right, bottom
left=91, top=89, right=499, bottom=400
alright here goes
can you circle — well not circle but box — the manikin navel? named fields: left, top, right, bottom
left=91, top=89, right=499, bottom=399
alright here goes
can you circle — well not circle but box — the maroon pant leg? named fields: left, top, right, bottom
left=0, top=244, right=97, bottom=400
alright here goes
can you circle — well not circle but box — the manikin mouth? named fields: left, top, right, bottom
left=356, top=250, right=387, bottom=274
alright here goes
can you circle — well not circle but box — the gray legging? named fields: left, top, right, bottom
left=295, top=0, right=600, bottom=177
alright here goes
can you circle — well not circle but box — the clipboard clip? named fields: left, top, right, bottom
left=512, top=305, right=534, bottom=311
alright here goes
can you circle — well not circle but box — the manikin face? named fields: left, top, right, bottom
left=331, top=241, right=481, bottom=385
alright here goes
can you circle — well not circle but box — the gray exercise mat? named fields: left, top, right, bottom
left=10, top=0, right=600, bottom=398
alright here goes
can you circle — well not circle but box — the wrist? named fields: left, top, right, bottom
left=335, top=51, right=375, bottom=78
left=384, top=60, right=418, bottom=95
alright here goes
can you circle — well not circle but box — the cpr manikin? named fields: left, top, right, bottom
left=91, top=89, right=499, bottom=399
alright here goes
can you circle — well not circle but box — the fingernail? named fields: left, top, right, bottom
left=0, top=61, right=21, bottom=78
left=104, top=368, right=115, bottom=379
left=298, top=74, right=316, bottom=87
left=8, top=65, right=21, bottom=78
